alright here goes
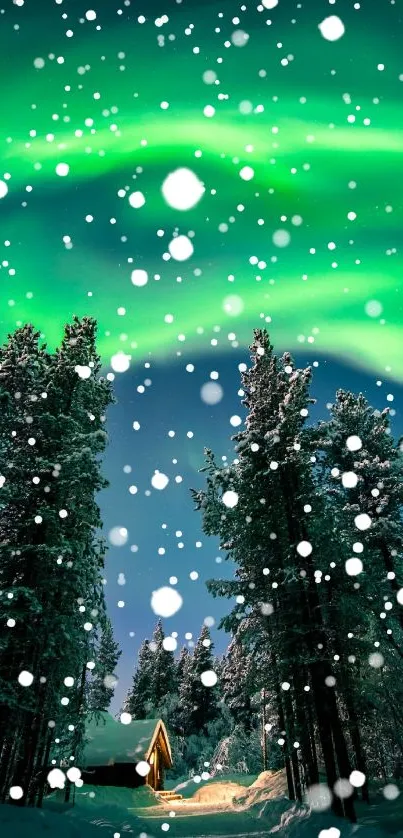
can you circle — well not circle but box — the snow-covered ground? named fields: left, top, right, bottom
left=1, top=773, right=402, bottom=838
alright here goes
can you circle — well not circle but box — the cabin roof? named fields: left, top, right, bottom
left=80, top=712, right=172, bottom=768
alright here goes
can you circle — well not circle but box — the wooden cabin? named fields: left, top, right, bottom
left=80, top=712, right=172, bottom=791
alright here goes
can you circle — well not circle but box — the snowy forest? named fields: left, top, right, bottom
left=0, top=320, right=403, bottom=829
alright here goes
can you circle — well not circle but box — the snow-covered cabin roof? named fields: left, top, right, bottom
left=80, top=712, right=172, bottom=768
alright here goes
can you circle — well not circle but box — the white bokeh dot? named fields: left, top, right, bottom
left=345, top=557, right=363, bottom=576
left=222, top=490, right=239, bottom=508
left=162, top=168, right=204, bottom=211
left=168, top=235, right=194, bottom=261
left=318, top=15, right=345, bottom=41
left=9, top=786, right=24, bottom=800
left=151, top=586, right=183, bottom=618
left=151, top=472, right=169, bottom=490
left=354, top=513, right=371, bottom=531
left=296, top=541, right=312, bottom=558
left=200, top=382, right=224, bottom=405
left=131, top=269, right=148, bottom=287
left=200, top=670, right=218, bottom=687
left=18, top=671, right=34, bottom=687
left=136, top=760, right=151, bottom=777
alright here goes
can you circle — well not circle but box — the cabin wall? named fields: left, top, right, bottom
left=82, top=764, right=146, bottom=789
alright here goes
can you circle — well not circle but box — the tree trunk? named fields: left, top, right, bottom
left=283, top=687, right=302, bottom=802
left=64, top=780, right=72, bottom=804
left=295, top=672, right=319, bottom=788
left=36, top=727, right=53, bottom=808
left=340, top=666, right=369, bottom=804
left=261, top=689, right=268, bottom=772
left=0, top=733, right=15, bottom=801
left=28, top=713, right=51, bottom=807
left=9, top=716, right=35, bottom=805
left=310, top=661, right=344, bottom=819
left=326, top=683, right=356, bottom=823
left=20, top=707, right=45, bottom=806
left=306, top=689, right=319, bottom=786
left=273, top=669, right=295, bottom=800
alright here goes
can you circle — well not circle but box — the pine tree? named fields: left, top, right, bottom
left=310, top=389, right=403, bottom=793
left=40, top=315, right=113, bottom=803
left=312, top=390, right=403, bottom=637
left=89, top=616, right=121, bottom=714
left=221, top=634, right=254, bottom=731
left=125, top=622, right=177, bottom=722
left=177, top=646, right=195, bottom=737
left=0, top=326, right=55, bottom=803
left=0, top=317, right=114, bottom=806
left=192, top=330, right=358, bottom=821
left=149, top=620, right=176, bottom=709
left=179, top=626, right=220, bottom=736
left=176, top=646, right=190, bottom=689
left=125, top=640, right=154, bottom=719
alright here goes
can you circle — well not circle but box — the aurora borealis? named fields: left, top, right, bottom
left=1, top=0, right=402, bottom=380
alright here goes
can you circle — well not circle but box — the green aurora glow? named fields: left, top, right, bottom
left=0, top=0, right=402, bottom=378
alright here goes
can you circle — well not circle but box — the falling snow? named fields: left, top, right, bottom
left=0, top=1, right=402, bottom=830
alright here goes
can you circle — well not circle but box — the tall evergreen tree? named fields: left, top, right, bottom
left=149, top=620, right=176, bottom=709
left=125, top=640, right=154, bottom=719
left=89, top=616, right=121, bottom=714
left=179, top=626, right=220, bottom=736
left=176, top=646, right=190, bottom=690
left=125, top=621, right=177, bottom=720
left=0, top=325, right=53, bottom=802
left=310, top=389, right=403, bottom=789
left=192, top=330, right=358, bottom=821
left=0, top=317, right=114, bottom=806
left=312, top=390, right=403, bottom=636
left=221, top=634, right=254, bottom=731
left=177, top=645, right=194, bottom=736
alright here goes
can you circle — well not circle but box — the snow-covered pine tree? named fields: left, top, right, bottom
left=192, top=329, right=357, bottom=821
left=125, top=639, right=155, bottom=719
left=124, top=622, right=178, bottom=726
left=310, top=389, right=403, bottom=789
left=0, top=317, right=114, bottom=806
left=176, top=646, right=190, bottom=690
left=312, top=390, right=403, bottom=638
left=88, top=616, right=121, bottom=714
left=40, top=316, right=113, bottom=804
left=221, top=634, right=254, bottom=731
left=149, top=619, right=176, bottom=709
left=180, top=626, right=220, bottom=736
left=177, top=644, right=195, bottom=737
left=0, top=325, right=51, bottom=802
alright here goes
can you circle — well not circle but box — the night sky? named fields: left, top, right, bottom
left=0, top=0, right=402, bottom=711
